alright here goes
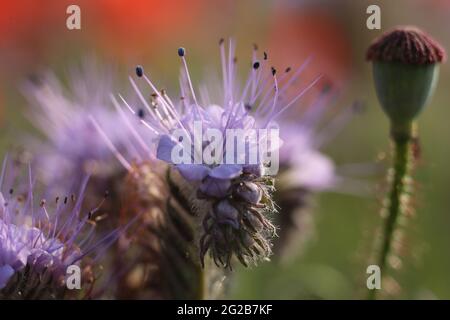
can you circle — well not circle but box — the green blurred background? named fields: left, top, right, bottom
left=1, top=0, right=449, bottom=299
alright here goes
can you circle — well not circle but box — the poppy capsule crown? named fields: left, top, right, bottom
left=367, top=26, right=446, bottom=138
left=367, top=26, right=446, bottom=65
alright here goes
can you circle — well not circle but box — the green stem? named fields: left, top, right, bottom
left=196, top=263, right=206, bottom=299
left=369, top=122, right=414, bottom=300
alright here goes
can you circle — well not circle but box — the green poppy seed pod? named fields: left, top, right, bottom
left=367, top=26, right=446, bottom=140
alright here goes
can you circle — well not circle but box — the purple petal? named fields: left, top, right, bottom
left=199, top=177, right=231, bottom=198
left=243, top=164, right=264, bottom=177
left=215, top=200, right=239, bottom=220
left=235, top=182, right=262, bottom=204
left=214, top=200, right=239, bottom=229
left=0, top=265, right=14, bottom=289
left=209, top=164, right=242, bottom=179
left=28, top=249, right=54, bottom=273
left=156, top=134, right=177, bottom=163
left=217, top=218, right=239, bottom=230
left=177, top=164, right=211, bottom=181
left=289, top=151, right=336, bottom=191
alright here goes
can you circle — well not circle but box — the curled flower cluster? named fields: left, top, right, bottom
left=14, top=39, right=360, bottom=299
left=22, top=61, right=150, bottom=221
left=199, top=170, right=277, bottom=268
left=107, top=39, right=323, bottom=268
left=0, top=158, right=122, bottom=299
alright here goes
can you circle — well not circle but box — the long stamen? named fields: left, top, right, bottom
left=228, top=39, right=235, bottom=106
left=0, top=154, right=7, bottom=188
left=228, top=59, right=261, bottom=129
left=136, top=66, right=192, bottom=139
left=118, top=94, right=160, bottom=135
left=257, top=56, right=312, bottom=115
left=129, top=77, right=169, bottom=131
left=298, top=88, right=335, bottom=129
left=268, top=75, right=323, bottom=123
left=249, top=50, right=275, bottom=107
left=315, top=101, right=364, bottom=148
left=161, top=89, right=180, bottom=120
left=57, top=176, right=89, bottom=240
left=178, top=47, right=202, bottom=114
left=136, top=65, right=176, bottom=117
left=250, top=62, right=265, bottom=104
left=250, top=44, right=259, bottom=99
left=89, top=116, right=132, bottom=171
left=240, top=69, right=254, bottom=103
left=199, top=85, right=211, bottom=106
left=141, top=75, right=179, bottom=121
left=51, top=197, right=65, bottom=238
left=219, top=38, right=228, bottom=106
left=28, top=164, right=35, bottom=226
left=152, top=94, right=174, bottom=124
left=263, top=67, right=279, bottom=127
left=111, top=94, right=152, bottom=156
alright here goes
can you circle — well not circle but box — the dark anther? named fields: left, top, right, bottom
left=178, top=47, right=185, bottom=57
left=135, top=65, right=144, bottom=77
left=253, top=61, right=260, bottom=70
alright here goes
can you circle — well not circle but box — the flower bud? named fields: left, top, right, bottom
left=234, top=182, right=262, bottom=204
left=214, top=200, right=239, bottom=229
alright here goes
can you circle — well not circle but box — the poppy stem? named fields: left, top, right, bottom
left=369, top=121, right=415, bottom=300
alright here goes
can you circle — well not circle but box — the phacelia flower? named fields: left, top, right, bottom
left=110, top=39, right=324, bottom=269
left=22, top=60, right=147, bottom=197
left=22, top=60, right=154, bottom=239
left=0, top=156, right=123, bottom=299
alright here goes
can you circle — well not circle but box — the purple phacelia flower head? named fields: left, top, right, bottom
left=0, top=156, right=123, bottom=299
left=109, top=39, right=324, bottom=269
left=22, top=60, right=146, bottom=192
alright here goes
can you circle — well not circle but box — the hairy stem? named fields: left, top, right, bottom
left=369, top=122, right=414, bottom=300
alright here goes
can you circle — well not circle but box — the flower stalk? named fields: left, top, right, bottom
left=369, top=122, right=414, bottom=300
left=367, top=26, right=445, bottom=299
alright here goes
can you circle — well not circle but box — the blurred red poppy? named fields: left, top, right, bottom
left=267, top=7, right=352, bottom=91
